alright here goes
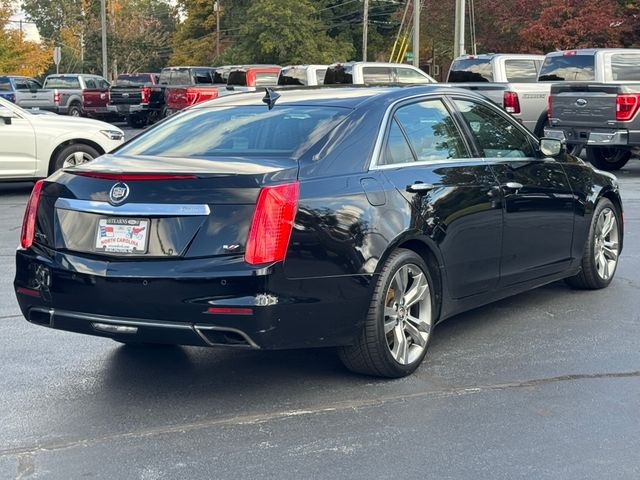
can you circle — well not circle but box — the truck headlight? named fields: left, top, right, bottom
left=100, top=130, right=125, bottom=141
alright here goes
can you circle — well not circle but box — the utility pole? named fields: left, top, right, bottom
left=453, top=0, right=465, bottom=58
left=362, top=0, right=369, bottom=61
left=412, top=0, right=419, bottom=67
left=101, top=0, right=108, bottom=79
left=214, top=1, right=220, bottom=59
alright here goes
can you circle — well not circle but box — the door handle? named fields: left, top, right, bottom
left=406, top=182, right=436, bottom=193
left=501, top=182, right=523, bottom=193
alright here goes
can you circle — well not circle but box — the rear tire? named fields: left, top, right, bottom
left=586, top=147, right=631, bottom=171
left=339, top=249, right=436, bottom=378
left=566, top=198, right=621, bottom=290
left=51, top=143, right=100, bottom=173
left=67, top=102, right=82, bottom=117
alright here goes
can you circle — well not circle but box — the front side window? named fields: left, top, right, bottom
left=14, top=80, right=28, bottom=90
left=362, top=67, right=393, bottom=84
left=396, top=67, right=431, bottom=84
left=504, top=60, right=539, bottom=83
left=117, top=106, right=349, bottom=160
left=454, top=99, right=535, bottom=158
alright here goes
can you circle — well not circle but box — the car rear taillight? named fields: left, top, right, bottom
left=186, top=90, right=199, bottom=105
left=616, top=94, right=640, bottom=121
left=547, top=95, right=552, bottom=119
left=53, top=89, right=61, bottom=105
left=503, top=91, right=521, bottom=114
left=20, top=180, right=44, bottom=249
left=245, top=182, right=300, bottom=265
left=141, top=86, right=151, bottom=104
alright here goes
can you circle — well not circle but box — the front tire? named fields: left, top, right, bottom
left=339, top=249, right=435, bottom=378
left=51, top=143, right=100, bottom=173
left=566, top=198, right=621, bottom=290
left=67, top=102, right=82, bottom=117
left=586, top=147, right=631, bottom=171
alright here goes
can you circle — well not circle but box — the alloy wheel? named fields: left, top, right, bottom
left=62, top=151, right=94, bottom=168
left=384, top=264, right=432, bottom=365
left=594, top=207, right=619, bottom=281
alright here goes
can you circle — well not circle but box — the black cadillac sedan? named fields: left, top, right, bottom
left=14, top=86, right=623, bottom=378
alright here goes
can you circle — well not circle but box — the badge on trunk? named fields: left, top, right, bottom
left=109, top=182, right=130, bottom=204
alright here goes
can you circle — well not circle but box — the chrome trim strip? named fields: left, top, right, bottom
left=55, top=198, right=210, bottom=217
left=194, top=325, right=260, bottom=349
left=42, top=308, right=194, bottom=330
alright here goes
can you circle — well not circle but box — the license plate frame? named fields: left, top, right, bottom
left=95, top=218, right=150, bottom=254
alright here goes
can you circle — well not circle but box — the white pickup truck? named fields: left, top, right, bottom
left=447, top=54, right=550, bottom=136
left=323, top=62, right=436, bottom=85
left=277, top=65, right=328, bottom=86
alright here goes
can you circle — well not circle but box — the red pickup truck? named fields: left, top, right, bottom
left=162, top=67, right=223, bottom=117
left=108, top=73, right=161, bottom=127
left=81, top=77, right=113, bottom=119
left=225, top=66, right=281, bottom=93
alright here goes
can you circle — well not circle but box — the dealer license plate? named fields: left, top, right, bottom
left=95, top=218, right=149, bottom=254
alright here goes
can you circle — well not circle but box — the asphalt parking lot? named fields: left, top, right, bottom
left=1, top=156, right=639, bottom=479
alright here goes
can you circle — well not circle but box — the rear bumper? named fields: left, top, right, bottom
left=107, top=104, right=148, bottom=114
left=14, top=246, right=372, bottom=350
left=545, top=126, right=640, bottom=147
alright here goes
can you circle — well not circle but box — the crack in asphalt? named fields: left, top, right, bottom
left=2, top=369, right=639, bottom=461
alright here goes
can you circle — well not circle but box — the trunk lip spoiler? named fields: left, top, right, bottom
left=55, top=198, right=211, bottom=217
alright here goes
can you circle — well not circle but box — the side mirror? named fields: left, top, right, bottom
left=540, top=137, right=565, bottom=158
left=0, top=115, right=12, bottom=125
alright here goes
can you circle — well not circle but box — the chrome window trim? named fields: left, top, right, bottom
left=55, top=198, right=211, bottom=217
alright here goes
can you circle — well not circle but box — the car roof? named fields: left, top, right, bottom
left=544, top=48, right=640, bottom=57
left=195, top=85, right=471, bottom=109
left=454, top=53, right=545, bottom=60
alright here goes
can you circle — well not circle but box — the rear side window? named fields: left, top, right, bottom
left=454, top=99, right=535, bottom=158
left=504, top=60, right=539, bottom=83
left=44, top=76, right=81, bottom=89
left=84, top=78, right=97, bottom=89
left=538, top=54, right=595, bottom=81
left=610, top=54, right=640, bottom=81
left=27, top=79, right=41, bottom=90
left=382, top=99, right=469, bottom=165
left=383, top=120, right=416, bottom=165
left=117, top=106, right=349, bottom=160
left=448, top=58, right=493, bottom=82
left=193, top=69, right=213, bottom=84
left=362, top=67, right=393, bottom=84
left=254, top=72, right=279, bottom=87
left=0, top=77, right=11, bottom=91
left=324, top=65, right=353, bottom=84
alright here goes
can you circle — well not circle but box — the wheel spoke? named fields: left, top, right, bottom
left=404, top=320, right=427, bottom=347
left=394, top=267, right=409, bottom=295
left=596, top=252, right=606, bottom=276
left=392, top=324, right=408, bottom=364
left=601, top=211, right=615, bottom=237
left=403, top=273, right=428, bottom=308
left=406, top=314, right=430, bottom=333
left=602, top=246, right=618, bottom=261
left=74, top=151, right=85, bottom=164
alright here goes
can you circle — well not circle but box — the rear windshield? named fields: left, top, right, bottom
left=227, top=71, right=247, bottom=86
left=278, top=68, right=307, bottom=86
left=116, top=74, right=154, bottom=86
left=0, top=77, right=11, bottom=91
left=254, top=72, right=279, bottom=87
left=538, top=54, right=595, bottom=81
left=504, top=59, right=540, bottom=83
left=44, top=76, right=81, bottom=89
left=117, top=106, right=350, bottom=160
left=324, top=65, right=353, bottom=84
left=159, top=69, right=191, bottom=85
left=609, top=54, right=640, bottom=81
left=448, top=59, right=493, bottom=82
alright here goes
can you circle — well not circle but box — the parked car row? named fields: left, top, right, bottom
left=447, top=48, right=640, bottom=170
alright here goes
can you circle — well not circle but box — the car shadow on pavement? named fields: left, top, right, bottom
left=0, top=182, right=34, bottom=196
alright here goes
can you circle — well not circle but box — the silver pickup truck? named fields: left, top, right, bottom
left=20, top=74, right=108, bottom=117
left=544, top=48, right=640, bottom=171
left=447, top=54, right=549, bottom=136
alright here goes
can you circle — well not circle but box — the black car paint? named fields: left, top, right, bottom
left=14, top=86, right=623, bottom=350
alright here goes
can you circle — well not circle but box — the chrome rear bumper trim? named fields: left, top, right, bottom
left=55, top=198, right=210, bottom=217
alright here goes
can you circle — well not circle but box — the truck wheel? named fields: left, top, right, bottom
left=51, top=143, right=100, bottom=173
left=586, top=147, right=631, bottom=171
left=127, top=114, right=146, bottom=128
left=68, top=103, right=82, bottom=117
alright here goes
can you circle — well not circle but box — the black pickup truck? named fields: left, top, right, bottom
left=545, top=48, right=640, bottom=171
left=108, top=73, right=161, bottom=127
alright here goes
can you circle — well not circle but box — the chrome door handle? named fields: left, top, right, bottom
left=406, top=182, right=436, bottom=193
left=502, top=182, right=523, bottom=192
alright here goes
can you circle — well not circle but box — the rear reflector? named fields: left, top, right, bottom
left=74, top=172, right=198, bottom=180
left=245, top=182, right=299, bottom=265
left=206, top=307, right=254, bottom=315
left=16, top=287, right=41, bottom=298
left=20, top=179, right=44, bottom=249
left=616, top=94, right=640, bottom=121
left=503, top=91, right=521, bottom=114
